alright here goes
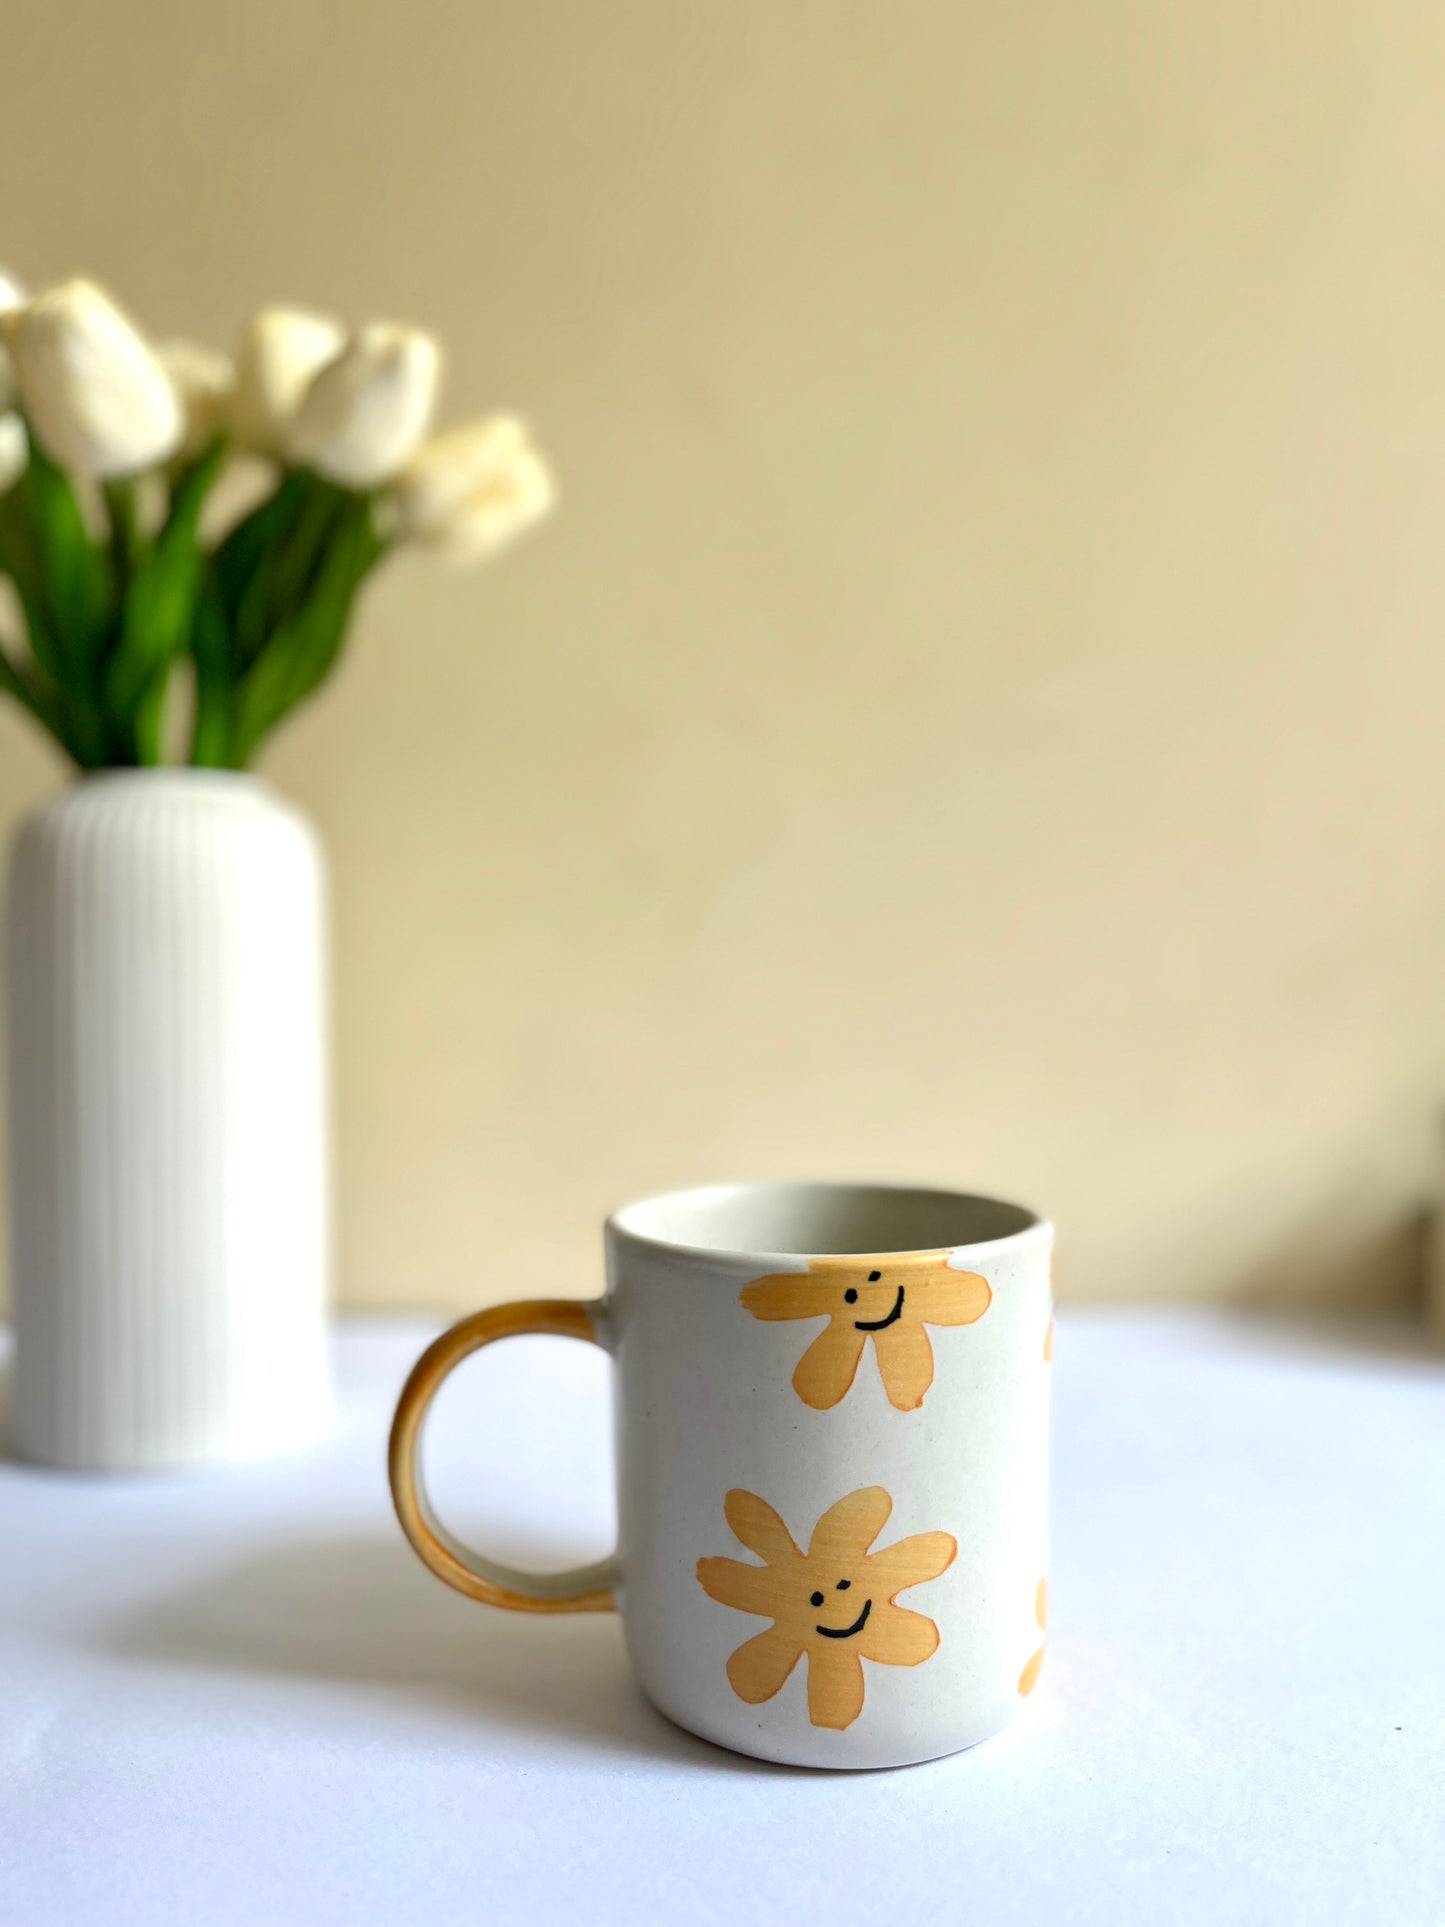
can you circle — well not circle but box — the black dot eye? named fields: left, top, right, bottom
left=844, top=1288, right=858, bottom=1304
left=836, top=1578, right=851, bottom=1591
left=810, top=1591, right=824, bottom=1607
left=868, top=1270, right=881, bottom=1281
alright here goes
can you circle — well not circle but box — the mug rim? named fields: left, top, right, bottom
left=607, top=1179, right=1052, bottom=1265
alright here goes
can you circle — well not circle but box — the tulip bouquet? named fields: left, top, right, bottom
left=0, top=272, right=553, bottom=769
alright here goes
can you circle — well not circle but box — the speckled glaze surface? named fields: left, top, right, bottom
left=390, top=1181, right=1052, bottom=1769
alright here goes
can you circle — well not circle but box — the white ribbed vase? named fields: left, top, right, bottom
left=4, top=771, right=331, bottom=1469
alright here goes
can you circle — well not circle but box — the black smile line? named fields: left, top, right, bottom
left=816, top=1597, right=873, bottom=1640
left=854, top=1286, right=905, bottom=1332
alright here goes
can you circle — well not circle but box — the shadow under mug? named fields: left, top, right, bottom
left=389, top=1180, right=1053, bottom=1770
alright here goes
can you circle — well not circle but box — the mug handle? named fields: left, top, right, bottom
left=388, top=1299, right=618, bottom=1614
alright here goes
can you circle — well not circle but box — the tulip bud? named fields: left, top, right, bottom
left=397, top=416, right=554, bottom=563
left=287, top=322, right=440, bottom=488
left=0, top=413, right=26, bottom=493
left=8, top=278, right=182, bottom=479
left=158, top=339, right=236, bottom=456
left=232, top=306, right=345, bottom=457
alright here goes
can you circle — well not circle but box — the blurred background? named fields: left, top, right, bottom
left=3, top=0, right=1444, bottom=1314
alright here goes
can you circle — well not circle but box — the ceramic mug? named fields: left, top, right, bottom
left=389, top=1180, right=1053, bottom=1769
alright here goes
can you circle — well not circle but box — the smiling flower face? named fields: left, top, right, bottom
left=741, top=1255, right=991, bottom=1411
left=696, top=1486, right=956, bottom=1730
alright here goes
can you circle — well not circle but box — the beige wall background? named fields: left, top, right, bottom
left=3, top=1, right=1445, bottom=1312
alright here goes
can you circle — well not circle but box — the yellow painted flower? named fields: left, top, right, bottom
left=741, top=1254, right=991, bottom=1411
left=696, top=1486, right=956, bottom=1730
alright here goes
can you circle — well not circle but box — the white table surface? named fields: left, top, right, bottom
left=2, top=1309, right=1442, bottom=1927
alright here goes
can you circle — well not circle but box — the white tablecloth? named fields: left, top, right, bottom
left=2, top=1310, right=1441, bottom=1926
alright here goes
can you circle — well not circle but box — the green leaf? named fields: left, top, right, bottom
left=226, top=473, right=346, bottom=674
left=188, top=581, right=236, bottom=769
left=212, top=470, right=311, bottom=622
left=131, top=655, right=180, bottom=768
left=0, top=496, right=56, bottom=680
left=0, top=544, right=64, bottom=686
left=21, top=442, right=114, bottom=670
left=0, top=636, right=85, bottom=765
left=230, top=497, right=384, bottom=767
left=0, top=444, right=117, bottom=762
left=104, top=443, right=225, bottom=763
left=1, top=584, right=110, bottom=767
left=103, top=476, right=149, bottom=583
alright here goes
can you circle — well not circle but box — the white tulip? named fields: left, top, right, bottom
left=0, top=268, right=26, bottom=317
left=0, top=413, right=26, bottom=493
left=158, top=339, right=235, bottom=456
left=394, top=415, right=530, bottom=539
left=398, top=417, right=555, bottom=562
left=231, top=306, right=345, bottom=457
left=8, top=278, right=182, bottom=479
left=286, top=322, right=440, bottom=488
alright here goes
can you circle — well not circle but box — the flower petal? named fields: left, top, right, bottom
left=1018, top=1645, right=1046, bottom=1696
left=912, top=1265, right=992, bottom=1326
left=740, top=1272, right=838, bottom=1322
left=727, top=1624, right=803, bottom=1704
left=805, top=1643, right=865, bottom=1730
left=232, top=305, right=345, bottom=456
left=158, top=339, right=235, bottom=457
left=288, top=322, right=440, bottom=488
left=857, top=1603, right=939, bottom=1668
left=396, top=415, right=529, bottom=535
left=864, top=1529, right=958, bottom=1597
left=723, top=1488, right=801, bottom=1567
left=12, top=278, right=182, bottom=478
left=808, top=1486, right=892, bottom=1563
left=696, top=1557, right=781, bottom=1619
left=872, top=1320, right=935, bottom=1410
left=418, top=449, right=555, bottom=564
left=790, top=1322, right=866, bottom=1410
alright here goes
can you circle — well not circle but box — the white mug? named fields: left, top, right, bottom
left=389, top=1181, right=1053, bottom=1769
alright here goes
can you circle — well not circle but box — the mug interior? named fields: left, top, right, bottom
left=610, top=1181, right=1041, bottom=1258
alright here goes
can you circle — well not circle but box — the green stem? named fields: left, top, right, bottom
left=189, top=584, right=235, bottom=768
left=104, top=444, right=225, bottom=767
left=229, top=495, right=385, bottom=767
left=103, top=477, right=143, bottom=578
left=231, top=476, right=342, bottom=672
left=132, top=661, right=171, bottom=766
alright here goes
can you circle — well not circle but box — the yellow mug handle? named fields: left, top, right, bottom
left=388, top=1299, right=618, bottom=1614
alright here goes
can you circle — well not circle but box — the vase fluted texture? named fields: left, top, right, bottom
left=5, top=770, right=331, bottom=1468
